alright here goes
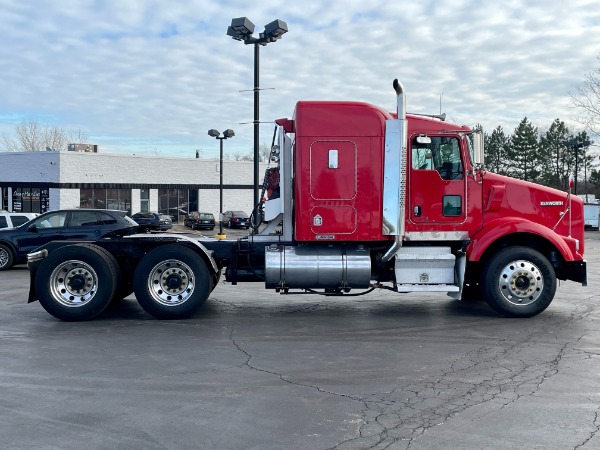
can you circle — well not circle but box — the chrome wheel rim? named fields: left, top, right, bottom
left=50, top=260, right=98, bottom=307
left=498, top=259, right=544, bottom=306
left=0, top=248, right=8, bottom=267
left=147, top=259, right=195, bottom=306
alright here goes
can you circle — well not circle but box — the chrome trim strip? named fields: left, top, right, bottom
left=404, top=231, right=469, bottom=241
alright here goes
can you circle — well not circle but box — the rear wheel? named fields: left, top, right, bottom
left=35, top=244, right=118, bottom=321
left=77, top=243, right=132, bottom=302
left=133, top=244, right=212, bottom=319
left=0, top=244, right=14, bottom=271
left=482, top=246, right=556, bottom=317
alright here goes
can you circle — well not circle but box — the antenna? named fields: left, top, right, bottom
left=439, top=92, right=444, bottom=115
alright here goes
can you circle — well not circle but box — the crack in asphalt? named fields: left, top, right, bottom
left=327, top=318, right=588, bottom=450
left=228, top=327, right=366, bottom=406
left=220, top=294, right=600, bottom=450
left=574, top=400, right=600, bottom=450
left=226, top=302, right=598, bottom=450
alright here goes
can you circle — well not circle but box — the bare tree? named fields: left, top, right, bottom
left=572, top=56, right=600, bottom=137
left=1, top=119, right=88, bottom=152
left=260, top=143, right=271, bottom=162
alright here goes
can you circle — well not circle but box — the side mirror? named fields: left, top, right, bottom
left=473, top=130, right=485, bottom=169
left=27, top=224, right=38, bottom=233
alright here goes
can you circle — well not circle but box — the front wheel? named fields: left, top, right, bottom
left=133, top=244, right=212, bottom=319
left=0, top=244, right=14, bottom=271
left=482, top=246, right=556, bottom=317
left=34, top=244, right=118, bottom=321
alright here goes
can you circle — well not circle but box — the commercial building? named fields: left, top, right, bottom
left=0, top=151, right=269, bottom=223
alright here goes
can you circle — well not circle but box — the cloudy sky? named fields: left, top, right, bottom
left=1, top=0, right=599, bottom=158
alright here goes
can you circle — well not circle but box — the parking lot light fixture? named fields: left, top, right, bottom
left=227, top=17, right=288, bottom=209
left=208, top=129, right=235, bottom=238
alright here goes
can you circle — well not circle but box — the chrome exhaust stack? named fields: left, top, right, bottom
left=382, top=79, right=408, bottom=242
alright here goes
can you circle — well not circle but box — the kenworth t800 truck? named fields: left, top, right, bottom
left=27, top=80, right=586, bottom=320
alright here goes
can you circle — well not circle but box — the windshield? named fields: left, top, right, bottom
left=124, top=216, right=138, bottom=225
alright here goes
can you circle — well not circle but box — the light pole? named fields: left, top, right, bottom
left=227, top=17, right=288, bottom=208
left=208, top=129, right=235, bottom=237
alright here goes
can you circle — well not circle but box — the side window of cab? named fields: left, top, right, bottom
left=411, top=136, right=463, bottom=180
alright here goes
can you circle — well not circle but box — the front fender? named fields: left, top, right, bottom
left=468, top=217, right=578, bottom=262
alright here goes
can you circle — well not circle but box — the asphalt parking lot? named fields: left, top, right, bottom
left=1, top=233, right=600, bottom=450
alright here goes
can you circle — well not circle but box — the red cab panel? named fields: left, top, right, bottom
left=293, top=101, right=392, bottom=242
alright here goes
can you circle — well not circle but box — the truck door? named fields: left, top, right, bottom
left=408, top=135, right=467, bottom=225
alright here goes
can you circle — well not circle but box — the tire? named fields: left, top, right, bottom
left=34, top=244, right=118, bottom=321
left=481, top=246, right=556, bottom=317
left=78, top=243, right=132, bottom=302
left=0, top=243, right=14, bottom=271
left=133, top=244, right=212, bottom=319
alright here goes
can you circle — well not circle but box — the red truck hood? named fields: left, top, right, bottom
left=482, top=172, right=584, bottom=256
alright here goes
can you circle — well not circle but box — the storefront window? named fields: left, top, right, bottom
left=7, top=187, right=48, bottom=213
left=140, top=188, right=150, bottom=213
left=107, top=188, right=119, bottom=210
left=80, top=188, right=131, bottom=214
left=12, top=188, right=22, bottom=212
left=158, top=189, right=190, bottom=223
left=188, top=189, right=198, bottom=213
left=41, top=188, right=50, bottom=213
left=1, top=187, right=8, bottom=211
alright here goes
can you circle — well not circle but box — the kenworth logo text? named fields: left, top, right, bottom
left=540, top=201, right=564, bottom=206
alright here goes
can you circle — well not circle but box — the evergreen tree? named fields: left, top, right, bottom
left=485, top=126, right=511, bottom=175
left=589, top=169, right=600, bottom=198
left=508, top=117, right=540, bottom=182
left=539, top=119, right=571, bottom=190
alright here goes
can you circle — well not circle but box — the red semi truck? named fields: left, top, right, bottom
left=27, top=80, right=586, bottom=320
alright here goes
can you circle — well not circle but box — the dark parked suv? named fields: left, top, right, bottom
left=0, top=209, right=138, bottom=270
left=222, top=210, right=250, bottom=229
left=184, top=212, right=215, bottom=230
left=131, top=212, right=173, bottom=232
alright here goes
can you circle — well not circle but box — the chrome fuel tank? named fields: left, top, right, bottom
left=265, top=245, right=371, bottom=290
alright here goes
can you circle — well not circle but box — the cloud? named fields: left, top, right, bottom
left=0, top=0, right=599, bottom=157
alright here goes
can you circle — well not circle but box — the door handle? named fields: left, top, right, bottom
left=414, top=206, right=421, bottom=217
